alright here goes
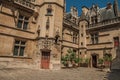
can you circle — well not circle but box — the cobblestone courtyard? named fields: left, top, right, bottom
left=0, top=67, right=120, bottom=80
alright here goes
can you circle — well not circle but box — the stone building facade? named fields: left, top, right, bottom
left=79, top=0, right=120, bottom=68
left=0, top=0, right=120, bottom=69
left=62, top=6, right=79, bottom=57
left=0, top=0, right=64, bottom=70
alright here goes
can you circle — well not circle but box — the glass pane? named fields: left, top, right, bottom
left=19, top=47, right=25, bottom=56
left=17, top=20, right=22, bottom=28
left=23, top=22, right=28, bottom=30
left=91, top=34, right=94, bottom=38
left=15, top=40, right=20, bottom=44
left=25, top=17, right=29, bottom=20
left=95, top=38, right=98, bottom=43
left=13, top=46, right=19, bottom=56
left=91, top=38, right=94, bottom=44
left=21, top=41, right=26, bottom=45
left=19, top=15, right=24, bottom=19
left=95, top=33, right=98, bottom=37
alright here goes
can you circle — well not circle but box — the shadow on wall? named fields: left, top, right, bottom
left=107, top=70, right=120, bottom=80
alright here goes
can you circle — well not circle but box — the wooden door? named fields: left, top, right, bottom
left=41, top=52, right=50, bottom=69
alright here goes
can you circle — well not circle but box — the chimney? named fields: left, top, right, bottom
left=106, top=2, right=112, bottom=9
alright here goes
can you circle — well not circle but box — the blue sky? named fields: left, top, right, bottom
left=66, top=0, right=120, bottom=15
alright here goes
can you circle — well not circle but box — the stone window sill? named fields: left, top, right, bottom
left=0, top=56, right=32, bottom=59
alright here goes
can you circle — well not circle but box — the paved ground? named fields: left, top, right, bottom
left=107, top=69, right=120, bottom=80
left=0, top=67, right=119, bottom=80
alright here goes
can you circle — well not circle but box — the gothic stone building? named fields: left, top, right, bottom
left=0, top=0, right=120, bottom=70
left=0, top=0, right=64, bottom=70
left=79, top=0, right=120, bottom=69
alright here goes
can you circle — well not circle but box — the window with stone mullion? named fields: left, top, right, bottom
left=23, top=19, right=29, bottom=30
left=91, top=34, right=94, bottom=44
left=17, top=15, right=29, bottom=30
left=91, top=33, right=98, bottom=44
left=13, top=40, right=26, bottom=56
left=73, top=33, right=77, bottom=44
left=95, top=34, right=98, bottom=44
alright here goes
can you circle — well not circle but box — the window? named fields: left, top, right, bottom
left=73, top=49, right=76, bottom=53
left=13, top=40, right=26, bottom=56
left=95, top=33, right=98, bottom=43
left=46, top=4, right=52, bottom=16
left=81, top=33, right=83, bottom=37
left=73, top=33, right=78, bottom=44
left=17, top=15, right=29, bottom=30
left=91, top=33, right=98, bottom=44
left=81, top=42, right=83, bottom=46
left=114, top=37, right=119, bottom=47
left=80, top=52, right=82, bottom=55
left=91, top=16, right=97, bottom=24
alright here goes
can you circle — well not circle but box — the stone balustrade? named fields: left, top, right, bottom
left=88, top=17, right=120, bottom=29
left=63, top=18, right=79, bottom=30
left=14, top=0, right=35, bottom=9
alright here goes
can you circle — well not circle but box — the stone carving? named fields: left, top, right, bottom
left=55, top=26, right=60, bottom=44
left=37, top=25, right=40, bottom=37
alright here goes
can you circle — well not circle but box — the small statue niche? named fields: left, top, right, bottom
left=55, top=27, right=60, bottom=44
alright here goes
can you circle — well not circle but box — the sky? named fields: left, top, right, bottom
left=66, top=0, right=120, bottom=16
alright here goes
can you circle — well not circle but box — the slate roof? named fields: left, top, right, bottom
left=80, top=5, right=116, bottom=22
left=99, top=6, right=115, bottom=21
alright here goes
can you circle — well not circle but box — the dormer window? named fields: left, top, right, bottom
left=47, top=8, right=52, bottom=14
left=91, top=16, right=97, bottom=24
left=46, top=4, right=53, bottom=16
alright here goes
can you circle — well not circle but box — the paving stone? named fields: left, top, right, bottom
left=0, top=67, right=118, bottom=80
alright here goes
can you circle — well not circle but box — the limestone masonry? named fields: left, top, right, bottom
left=0, top=0, right=120, bottom=70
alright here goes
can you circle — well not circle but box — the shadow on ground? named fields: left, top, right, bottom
left=107, top=70, right=120, bottom=80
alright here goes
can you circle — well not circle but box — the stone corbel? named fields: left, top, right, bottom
left=32, top=7, right=39, bottom=23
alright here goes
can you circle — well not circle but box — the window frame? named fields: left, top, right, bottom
left=73, top=33, right=78, bottom=44
left=91, top=33, right=99, bottom=44
left=17, top=14, right=29, bottom=30
left=46, top=4, right=53, bottom=16
left=114, top=37, right=119, bottom=47
left=91, top=16, right=97, bottom=24
left=81, top=42, right=83, bottom=46
left=13, top=40, right=26, bottom=56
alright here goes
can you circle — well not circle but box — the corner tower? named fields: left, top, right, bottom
left=35, top=0, right=64, bottom=70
